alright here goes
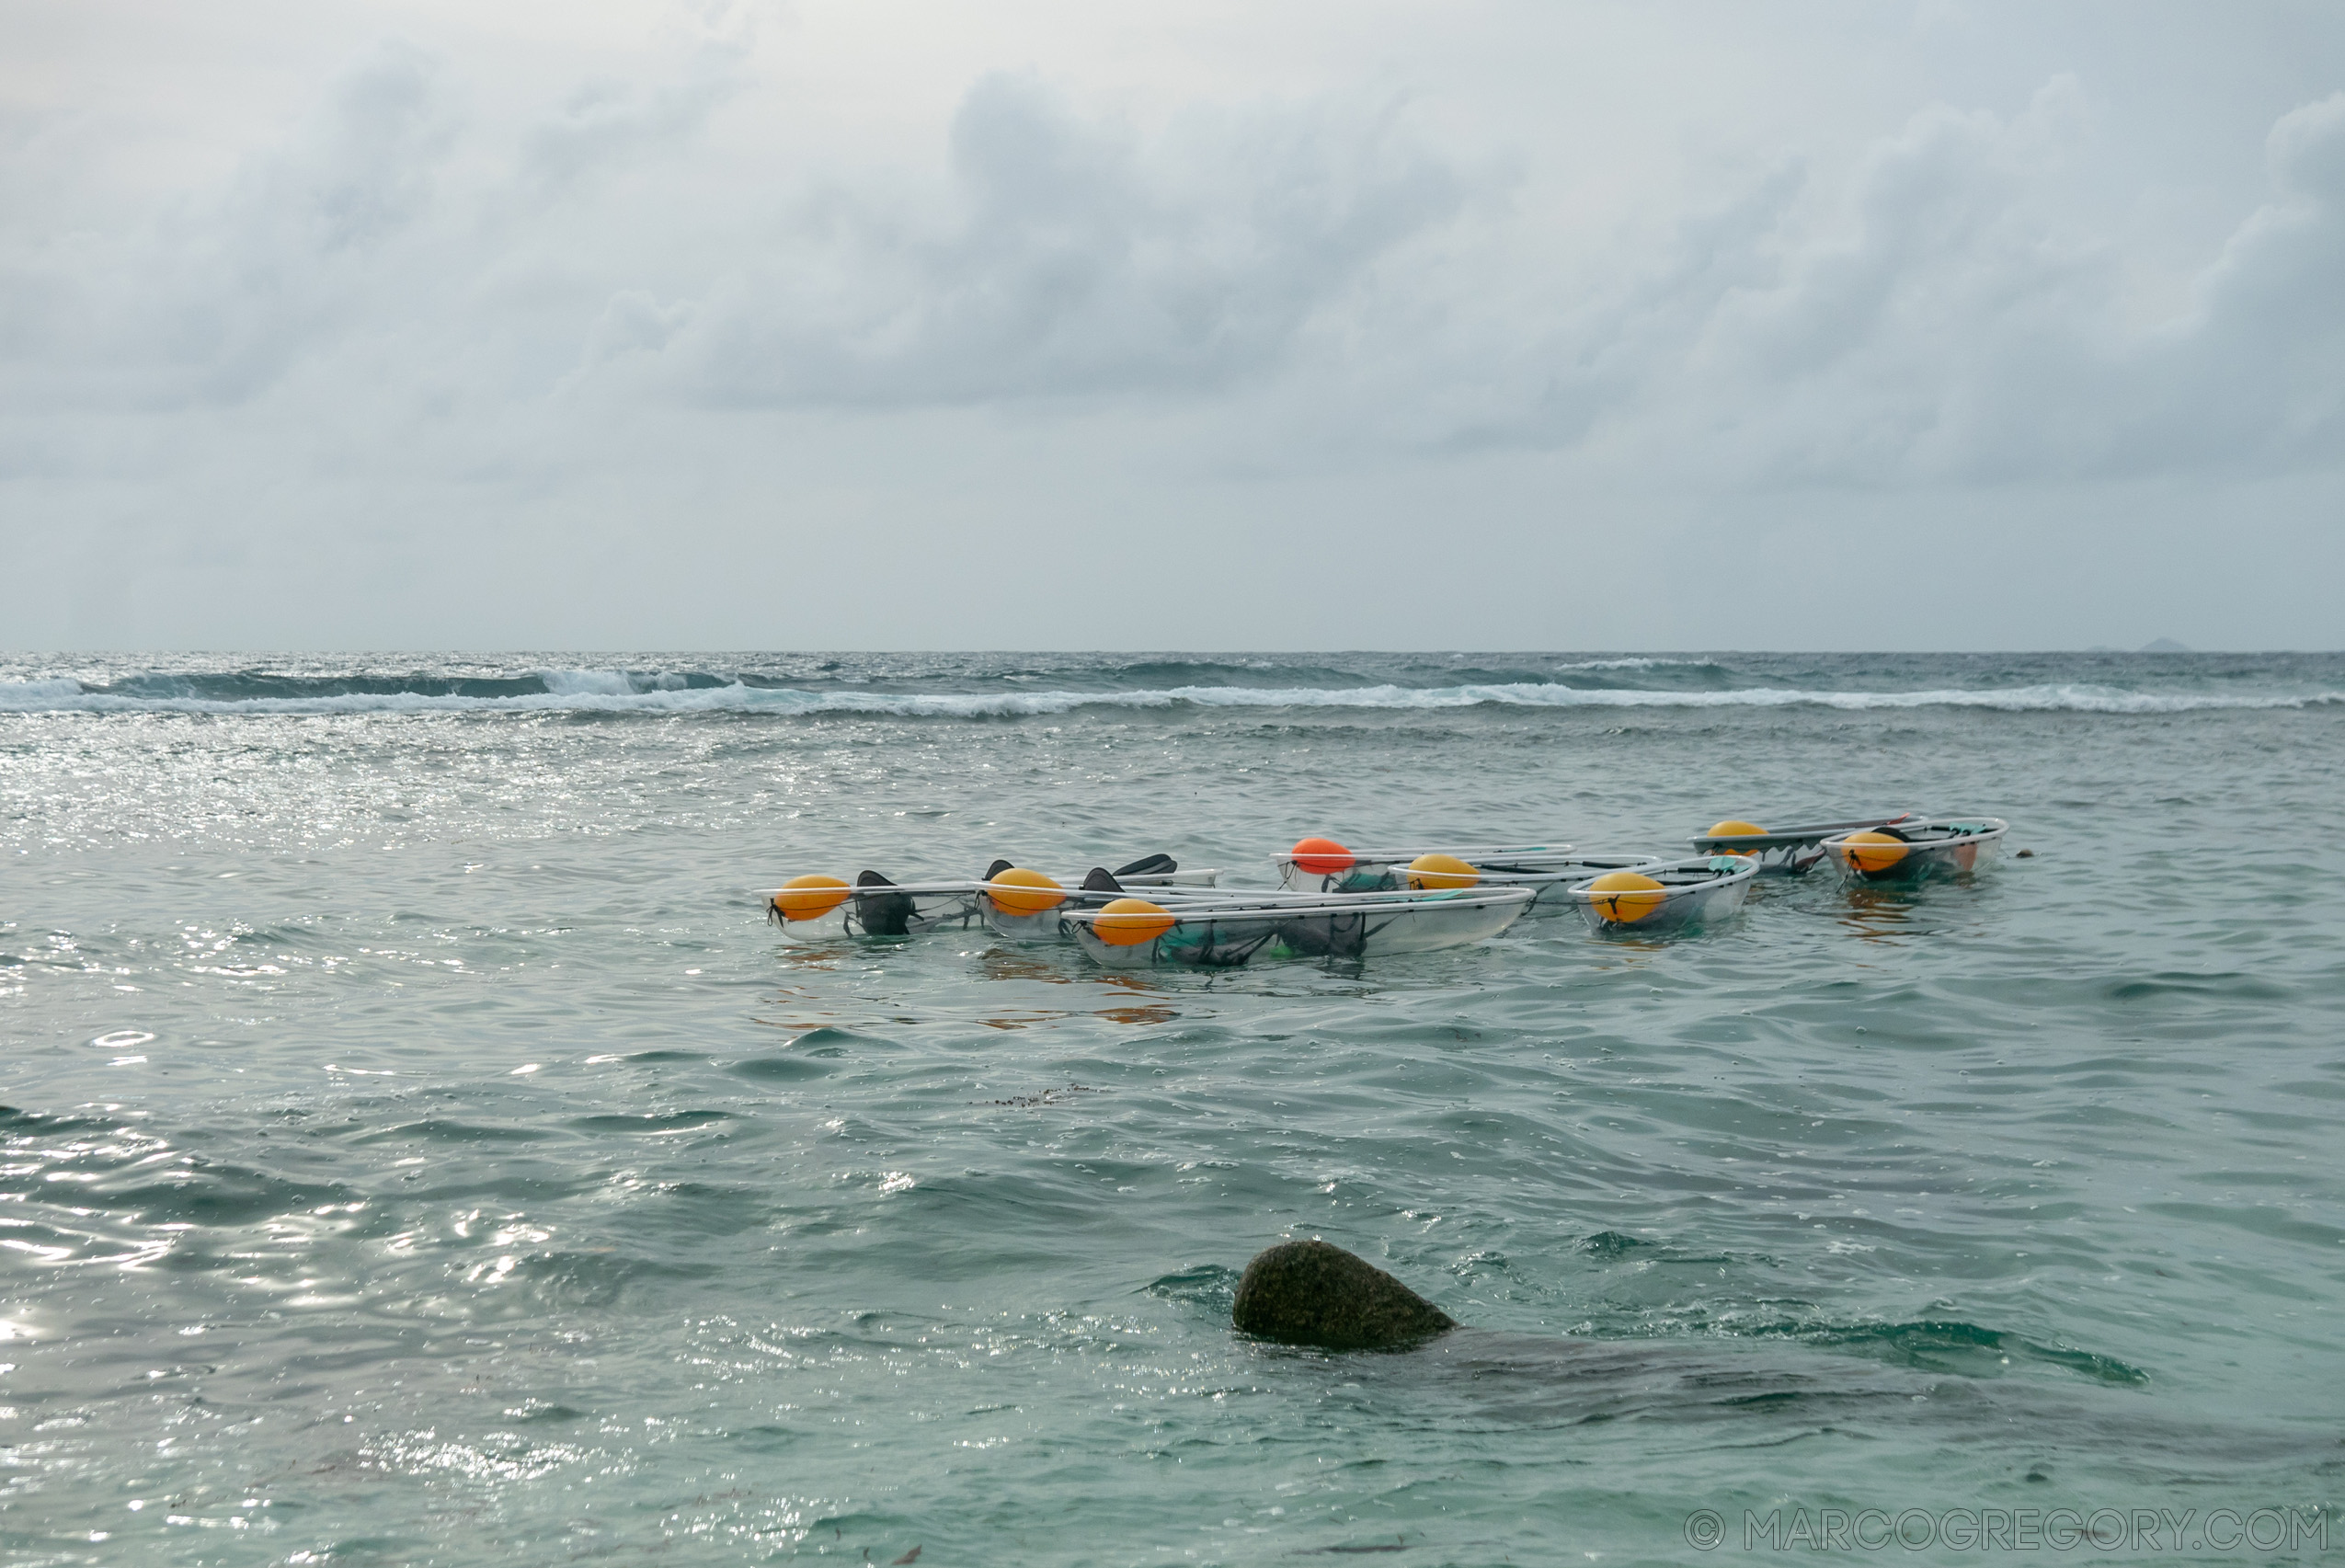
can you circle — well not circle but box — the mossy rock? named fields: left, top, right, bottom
left=1231, top=1240, right=1457, bottom=1351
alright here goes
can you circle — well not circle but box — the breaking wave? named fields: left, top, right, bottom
left=2, top=671, right=2338, bottom=718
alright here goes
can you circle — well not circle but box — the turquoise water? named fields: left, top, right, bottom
left=2, top=652, right=2340, bottom=1565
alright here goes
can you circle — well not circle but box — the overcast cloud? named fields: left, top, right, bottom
left=2, top=0, right=2339, bottom=649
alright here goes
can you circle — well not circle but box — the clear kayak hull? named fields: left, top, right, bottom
left=1688, top=814, right=1924, bottom=875
left=1067, top=887, right=1535, bottom=968
left=765, top=867, right=1221, bottom=944
left=1819, top=819, right=2008, bottom=881
left=1565, top=857, right=1757, bottom=934
left=1281, top=853, right=1664, bottom=915
left=981, top=881, right=1318, bottom=944
left=770, top=883, right=985, bottom=943
left=1273, top=842, right=1574, bottom=893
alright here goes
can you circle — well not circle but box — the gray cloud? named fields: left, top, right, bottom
left=1543, top=80, right=2345, bottom=485
left=1, top=6, right=2339, bottom=651
left=520, top=31, right=749, bottom=198
left=0, top=41, right=457, bottom=416
left=13, top=44, right=2339, bottom=490
left=2148, top=90, right=2345, bottom=466
left=593, top=74, right=1470, bottom=406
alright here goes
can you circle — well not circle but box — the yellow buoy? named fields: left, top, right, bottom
left=772, top=874, right=852, bottom=921
left=1092, top=898, right=1175, bottom=946
left=1707, top=818, right=1767, bottom=853
left=1584, top=870, right=1667, bottom=923
left=1404, top=852, right=1480, bottom=890
left=1838, top=830, right=1909, bottom=875
left=986, top=866, right=1066, bottom=916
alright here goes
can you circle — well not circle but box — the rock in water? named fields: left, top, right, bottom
left=1231, top=1240, right=1457, bottom=1350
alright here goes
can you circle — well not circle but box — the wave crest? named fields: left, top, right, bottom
left=1, top=672, right=2335, bottom=717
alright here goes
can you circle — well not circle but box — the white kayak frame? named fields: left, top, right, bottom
left=1817, top=818, right=2008, bottom=881
left=1062, top=886, right=1536, bottom=968
left=1563, top=855, right=1758, bottom=934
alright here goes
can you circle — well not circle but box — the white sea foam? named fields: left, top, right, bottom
left=1546, top=658, right=1708, bottom=670
left=4, top=679, right=90, bottom=705
left=0, top=673, right=2336, bottom=717
left=539, top=669, right=640, bottom=696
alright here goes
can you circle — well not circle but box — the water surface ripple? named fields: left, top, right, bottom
left=2, top=651, right=2340, bottom=1564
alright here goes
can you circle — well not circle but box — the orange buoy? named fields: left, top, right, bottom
left=1092, top=898, right=1176, bottom=946
left=1404, top=852, right=1480, bottom=890
left=1289, top=837, right=1355, bottom=876
left=772, top=874, right=852, bottom=921
left=1707, top=819, right=1766, bottom=853
left=1838, top=830, right=1909, bottom=875
left=1584, top=870, right=1667, bottom=923
left=986, top=867, right=1066, bottom=916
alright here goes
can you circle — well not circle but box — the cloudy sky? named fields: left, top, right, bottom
left=3, top=0, right=2339, bottom=650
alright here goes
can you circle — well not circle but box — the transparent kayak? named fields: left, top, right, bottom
left=763, top=858, right=1220, bottom=944
left=979, top=870, right=1322, bottom=943
left=1565, top=856, right=1757, bottom=934
left=1687, top=813, right=1925, bottom=875
left=1279, top=851, right=1664, bottom=914
left=1063, top=886, right=1536, bottom=968
left=1273, top=841, right=1577, bottom=893
left=767, top=876, right=987, bottom=942
left=1818, top=818, right=2008, bottom=881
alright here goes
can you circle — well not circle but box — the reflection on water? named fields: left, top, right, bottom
left=975, top=950, right=1091, bottom=987
left=977, top=951, right=1178, bottom=1024
left=1096, top=1003, right=1179, bottom=1025
left=1836, top=882, right=1927, bottom=941
left=752, top=952, right=1180, bottom=1035
left=1828, top=871, right=1994, bottom=943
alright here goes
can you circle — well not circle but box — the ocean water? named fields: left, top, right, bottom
left=2, top=650, right=2340, bottom=1566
